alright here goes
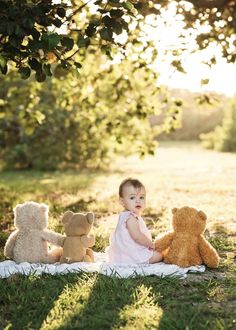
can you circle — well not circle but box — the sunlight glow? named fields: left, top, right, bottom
left=144, top=6, right=236, bottom=97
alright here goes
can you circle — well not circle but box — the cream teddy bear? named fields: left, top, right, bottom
left=4, top=201, right=65, bottom=263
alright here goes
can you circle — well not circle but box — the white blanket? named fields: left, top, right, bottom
left=0, top=253, right=205, bottom=279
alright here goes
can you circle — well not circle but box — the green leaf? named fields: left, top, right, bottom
left=57, top=7, right=66, bottom=18
left=99, top=28, right=113, bottom=42
left=29, top=58, right=42, bottom=71
left=43, top=64, right=52, bottom=76
left=6, top=22, right=15, bottom=35
left=122, top=1, right=134, bottom=11
left=19, top=67, right=31, bottom=79
left=74, top=62, right=82, bottom=69
left=0, top=55, right=7, bottom=73
left=53, top=18, right=62, bottom=28
left=85, top=23, right=97, bottom=37
left=28, top=40, right=42, bottom=51
left=201, top=78, right=209, bottom=86
left=61, top=37, right=74, bottom=50
left=22, top=17, right=34, bottom=29
left=112, top=21, right=123, bottom=35
left=35, top=70, right=46, bottom=82
left=42, top=33, right=61, bottom=51
left=110, top=9, right=124, bottom=18
left=77, top=37, right=90, bottom=48
left=54, top=64, right=68, bottom=78
left=101, top=45, right=113, bottom=60
left=102, top=16, right=113, bottom=28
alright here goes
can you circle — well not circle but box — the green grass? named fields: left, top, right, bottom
left=0, top=142, right=236, bottom=329
left=0, top=274, right=235, bottom=330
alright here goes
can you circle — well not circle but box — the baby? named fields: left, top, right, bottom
left=106, top=178, right=162, bottom=264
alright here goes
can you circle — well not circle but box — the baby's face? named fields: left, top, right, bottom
left=120, top=185, right=146, bottom=215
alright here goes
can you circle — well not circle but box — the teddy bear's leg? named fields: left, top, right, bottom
left=199, top=236, right=220, bottom=268
left=86, top=248, right=95, bottom=262
left=82, top=249, right=95, bottom=262
left=47, top=247, right=63, bottom=263
left=83, top=255, right=93, bottom=262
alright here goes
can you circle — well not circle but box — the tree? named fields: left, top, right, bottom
left=0, top=0, right=144, bottom=81
left=200, top=96, right=236, bottom=151
left=1, top=1, right=236, bottom=81
left=0, top=49, right=182, bottom=169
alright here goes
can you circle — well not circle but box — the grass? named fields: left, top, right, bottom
left=0, top=141, right=235, bottom=329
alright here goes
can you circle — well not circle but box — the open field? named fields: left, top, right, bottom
left=0, top=141, right=235, bottom=329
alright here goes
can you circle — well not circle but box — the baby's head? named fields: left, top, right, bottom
left=119, top=178, right=146, bottom=215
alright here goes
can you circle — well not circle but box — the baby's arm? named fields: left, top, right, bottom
left=126, top=216, right=153, bottom=248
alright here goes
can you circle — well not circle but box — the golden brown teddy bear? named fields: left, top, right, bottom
left=60, top=211, right=95, bottom=263
left=4, top=201, right=65, bottom=263
left=155, top=206, right=220, bottom=268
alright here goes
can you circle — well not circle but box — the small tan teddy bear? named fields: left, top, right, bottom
left=155, top=206, right=220, bottom=268
left=4, top=201, right=65, bottom=263
left=60, top=211, right=95, bottom=263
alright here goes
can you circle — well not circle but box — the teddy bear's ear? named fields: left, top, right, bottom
left=62, top=211, right=74, bottom=224
left=40, top=204, right=48, bottom=212
left=198, top=210, right=207, bottom=221
left=13, top=204, right=22, bottom=216
left=86, top=212, right=94, bottom=224
left=172, top=208, right=178, bottom=214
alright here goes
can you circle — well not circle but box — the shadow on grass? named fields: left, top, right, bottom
left=0, top=271, right=235, bottom=330
left=55, top=274, right=235, bottom=330
left=0, top=273, right=79, bottom=330
left=50, top=274, right=141, bottom=330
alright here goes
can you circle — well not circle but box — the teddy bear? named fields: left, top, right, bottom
left=4, top=201, right=65, bottom=263
left=155, top=206, right=220, bottom=268
left=60, top=211, right=95, bottom=263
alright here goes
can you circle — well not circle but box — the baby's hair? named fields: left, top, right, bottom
left=119, top=178, right=145, bottom=198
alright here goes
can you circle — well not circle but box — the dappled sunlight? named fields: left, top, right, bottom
left=41, top=274, right=96, bottom=330
left=114, top=284, right=163, bottom=329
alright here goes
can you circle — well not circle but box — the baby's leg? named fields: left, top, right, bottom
left=149, top=251, right=163, bottom=264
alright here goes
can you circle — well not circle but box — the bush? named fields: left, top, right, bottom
left=0, top=54, right=162, bottom=170
left=200, top=97, right=236, bottom=152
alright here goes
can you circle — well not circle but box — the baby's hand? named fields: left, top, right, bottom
left=148, top=242, right=155, bottom=250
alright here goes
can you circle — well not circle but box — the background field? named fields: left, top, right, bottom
left=0, top=141, right=235, bottom=330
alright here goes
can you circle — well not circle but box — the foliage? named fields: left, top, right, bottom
left=155, top=89, right=226, bottom=141
left=0, top=51, right=167, bottom=170
left=0, top=0, right=151, bottom=81
left=200, top=97, right=236, bottom=151
left=1, top=0, right=236, bottom=81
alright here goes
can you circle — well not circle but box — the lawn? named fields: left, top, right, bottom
left=0, top=141, right=235, bottom=330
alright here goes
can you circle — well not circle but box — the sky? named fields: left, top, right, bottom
left=156, top=52, right=236, bottom=97
left=143, top=5, right=236, bottom=97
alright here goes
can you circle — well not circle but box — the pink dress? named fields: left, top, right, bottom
left=106, top=211, right=153, bottom=264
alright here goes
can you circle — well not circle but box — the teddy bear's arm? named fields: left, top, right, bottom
left=41, top=230, right=65, bottom=247
left=4, top=231, right=18, bottom=259
left=198, top=235, right=220, bottom=268
left=81, top=235, right=95, bottom=248
left=154, top=232, right=174, bottom=252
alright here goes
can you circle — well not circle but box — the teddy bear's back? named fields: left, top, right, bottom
left=62, top=237, right=85, bottom=261
left=164, top=234, right=203, bottom=267
left=14, top=229, right=48, bottom=263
